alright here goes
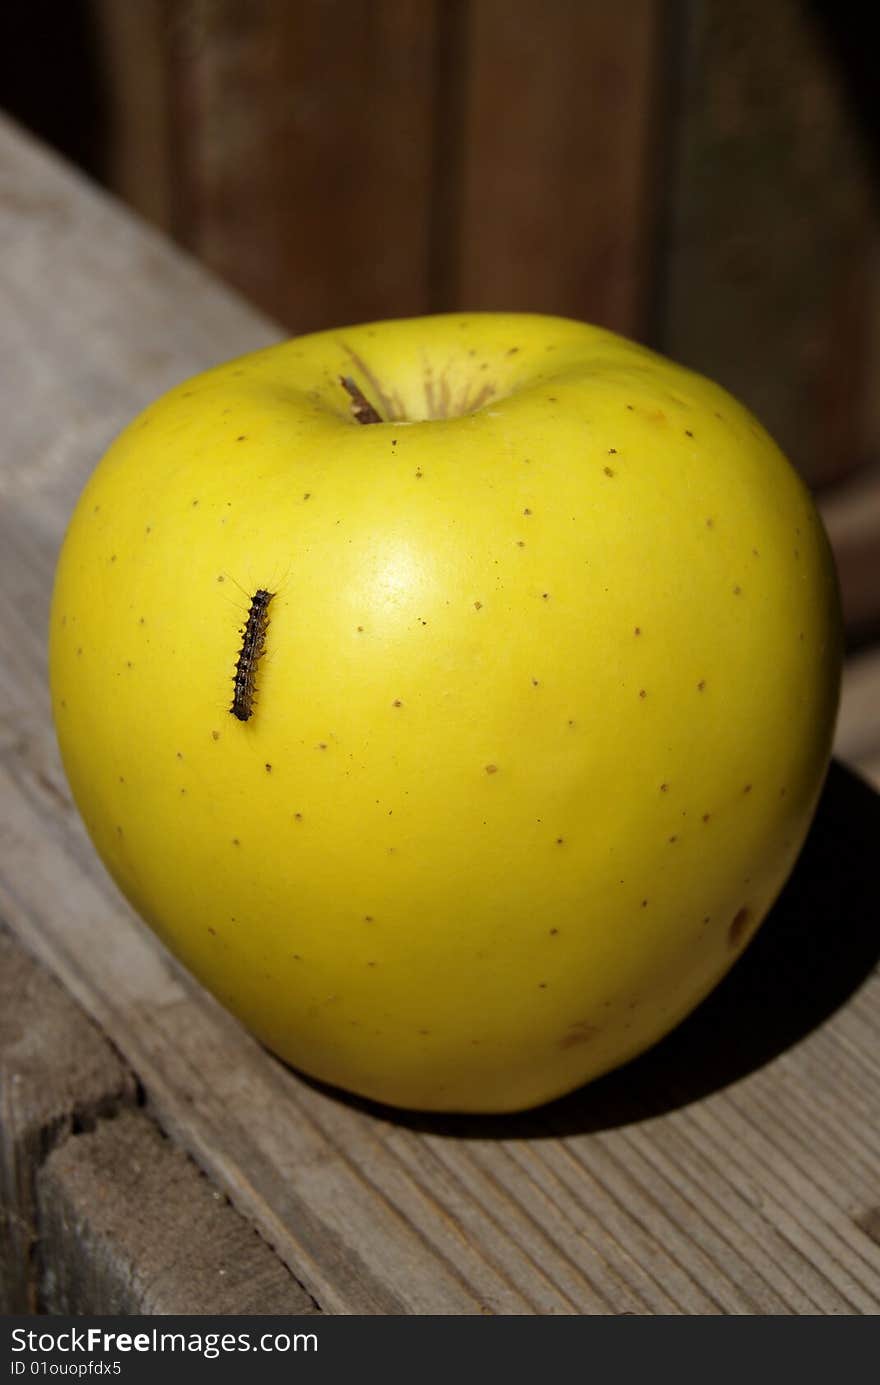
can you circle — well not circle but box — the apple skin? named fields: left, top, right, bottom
left=49, top=313, right=842, bottom=1113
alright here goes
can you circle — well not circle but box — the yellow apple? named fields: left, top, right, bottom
left=49, top=313, right=842, bottom=1113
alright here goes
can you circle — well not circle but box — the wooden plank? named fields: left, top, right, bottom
left=37, top=1108, right=317, bottom=1315
left=163, top=0, right=440, bottom=331
left=90, top=0, right=176, bottom=233
left=0, top=928, right=137, bottom=1314
left=662, top=0, right=880, bottom=489
left=835, top=646, right=880, bottom=788
left=453, top=0, right=663, bottom=336
left=1, top=116, right=880, bottom=1315
left=819, top=461, right=880, bottom=638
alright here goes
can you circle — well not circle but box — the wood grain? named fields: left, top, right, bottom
left=453, top=0, right=663, bottom=334
left=164, top=0, right=440, bottom=331
left=37, top=1108, right=317, bottom=1315
left=1, top=115, right=879, bottom=1314
left=0, top=928, right=136, bottom=1313
left=661, top=0, right=880, bottom=489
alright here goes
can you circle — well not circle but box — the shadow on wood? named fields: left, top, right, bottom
left=304, top=758, right=880, bottom=1139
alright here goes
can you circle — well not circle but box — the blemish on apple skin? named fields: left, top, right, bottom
left=638, top=689, right=647, bottom=699
left=559, top=1021, right=600, bottom=1049
left=697, top=679, right=706, bottom=692
left=728, top=906, right=751, bottom=947
left=211, top=730, right=220, bottom=741
left=473, top=601, right=483, bottom=610
left=603, top=466, right=615, bottom=478
left=485, top=764, right=499, bottom=775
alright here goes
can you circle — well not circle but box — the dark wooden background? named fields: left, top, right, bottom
left=2, top=0, right=879, bottom=632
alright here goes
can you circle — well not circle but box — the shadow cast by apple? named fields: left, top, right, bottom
left=300, top=759, right=880, bottom=1140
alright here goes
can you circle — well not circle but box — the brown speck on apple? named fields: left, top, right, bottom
left=485, top=764, right=499, bottom=774
left=559, top=1021, right=599, bottom=1049
left=729, top=906, right=751, bottom=947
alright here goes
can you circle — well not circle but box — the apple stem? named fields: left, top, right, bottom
left=340, top=375, right=383, bottom=424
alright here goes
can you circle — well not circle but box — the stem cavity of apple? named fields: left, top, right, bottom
left=340, top=375, right=383, bottom=425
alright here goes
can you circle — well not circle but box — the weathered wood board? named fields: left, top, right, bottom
left=1, top=115, right=879, bottom=1315
left=0, top=929, right=314, bottom=1316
